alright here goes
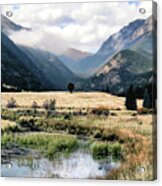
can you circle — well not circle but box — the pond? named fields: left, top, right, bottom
left=1, top=150, right=120, bottom=179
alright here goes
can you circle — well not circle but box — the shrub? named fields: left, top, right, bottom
left=101, top=132, right=119, bottom=141
left=6, top=98, right=17, bottom=108
left=43, top=99, right=56, bottom=110
left=137, top=107, right=150, bottom=115
left=93, top=130, right=102, bottom=139
left=43, top=100, right=49, bottom=110
left=64, top=114, right=72, bottom=120
left=17, top=117, right=40, bottom=131
left=131, top=113, right=137, bottom=116
left=1, top=109, right=18, bottom=121
left=110, top=112, right=118, bottom=116
left=90, top=107, right=109, bottom=116
left=31, top=101, right=38, bottom=109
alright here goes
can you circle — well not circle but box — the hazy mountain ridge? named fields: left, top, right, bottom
left=61, top=48, right=92, bottom=61
left=19, top=46, right=76, bottom=89
left=85, top=15, right=156, bottom=95
left=1, top=14, right=31, bottom=36
left=76, top=16, right=153, bottom=77
left=59, top=48, right=92, bottom=74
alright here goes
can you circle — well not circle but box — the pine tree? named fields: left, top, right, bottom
left=68, top=83, right=75, bottom=93
left=143, top=88, right=151, bottom=108
left=125, top=85, right=137, bottom=110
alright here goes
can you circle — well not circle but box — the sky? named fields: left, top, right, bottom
left=1, top=1, right=152, bottom=54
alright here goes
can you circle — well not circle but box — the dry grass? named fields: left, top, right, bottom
left=1, top=119, right=16, bottom=129
left=1, top=92, right=142, bottom=109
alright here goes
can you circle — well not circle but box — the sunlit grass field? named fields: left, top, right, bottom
left=1, top=91, right=143, bottom=109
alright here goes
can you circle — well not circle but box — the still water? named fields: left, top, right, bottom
left=2, top=150, right=120, bottom=179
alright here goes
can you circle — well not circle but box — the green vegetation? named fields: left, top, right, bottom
left=1, top=133, right=78, bottom=160
left=91, top=142, right=122, bottom=160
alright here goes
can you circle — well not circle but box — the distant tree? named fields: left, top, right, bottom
left=68, top=83, right=75, bottom=93
left=106, top=86, right=110, bottom=93
left=125, top=85, right=137, bottom=110
left=143, top=88, right=151, bottom=109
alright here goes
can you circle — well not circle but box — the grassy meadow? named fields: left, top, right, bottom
left=1, top=91, right=156, bottom=180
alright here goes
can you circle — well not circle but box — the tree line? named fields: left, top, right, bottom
left=125, top=84, right=157, bottom=110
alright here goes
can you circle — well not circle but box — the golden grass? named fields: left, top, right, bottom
left=1, top=119, right=16, bottom=129
left=1, top=92, right=142, bottom=109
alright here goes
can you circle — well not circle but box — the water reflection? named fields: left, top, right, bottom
left=2, top=151, right=120, bottom=178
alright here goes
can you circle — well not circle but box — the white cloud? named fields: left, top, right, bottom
left=1, top=1, right=152, bottom=54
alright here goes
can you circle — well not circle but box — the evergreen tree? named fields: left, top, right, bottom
left=68, top=83, right=75, bottom=93
left=125, top=85, right=137, bottom=110
left=143, top=88, right=151, bottom=108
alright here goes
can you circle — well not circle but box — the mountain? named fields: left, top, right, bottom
left=1, top=32, right=49, bottom=91
left=59, top=48, right=92, bottom=74
left=77, top=16, right=154, bottom=77
left=81, top=49, right=153, bottom=95
left=96, top=50, right=152, bottom=76
left=86, top=15, right=156, bottom=96
left=19, top=46, right=75, bottom=89
left=1, top=14, right=31, bottom=36
left=1, top=15, right=76, bottom=91
left=61, top=48, right=92, bottom=61
left=77, top=16, right=157, bottom=97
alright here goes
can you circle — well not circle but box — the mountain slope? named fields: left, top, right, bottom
left=59, top=48, right=92, bottom=74
left=77, top=16, right=153, bottom=77
left=1, top=14, right=31, bottom=36
left=1, top=32, right=47, bottom=91
left=61, top=48, right=92, bottom=61
left=19, top=46, right=75, bottom=89
left=96, top=50, right=152, bottom=76
left=1, top=15, right=76, bottom=91
left=80, top=49, right=153, bottom=95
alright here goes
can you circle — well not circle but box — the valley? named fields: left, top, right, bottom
left=1, top=3, right=157, bottom=180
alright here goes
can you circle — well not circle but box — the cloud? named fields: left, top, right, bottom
left=1, top=1, right=152, bottom=54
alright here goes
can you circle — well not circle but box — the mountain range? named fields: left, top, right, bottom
left=1, top=14, right=156, bottom=97
left=75, top=16, right=153, bottom=77
left=74, top=15, right=156, bottom=96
